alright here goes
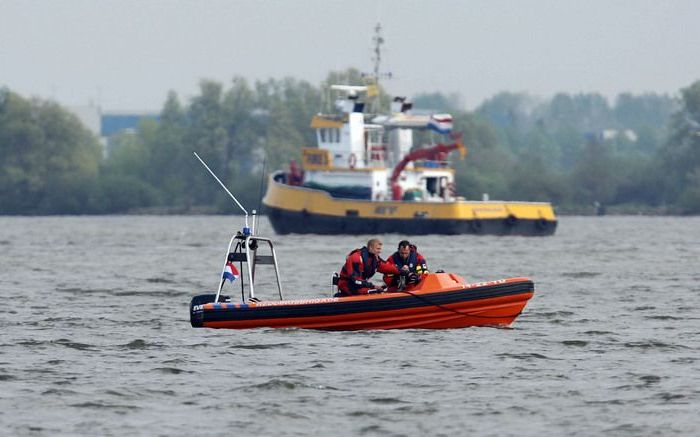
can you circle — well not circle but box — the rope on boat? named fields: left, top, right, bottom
left=397, top=289, right=524, bottom=321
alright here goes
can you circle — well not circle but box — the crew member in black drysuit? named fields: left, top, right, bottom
left=383, top=240, right=428, bottom=291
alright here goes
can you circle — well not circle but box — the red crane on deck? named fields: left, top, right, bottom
left=389, top=133, right=467, bottom=201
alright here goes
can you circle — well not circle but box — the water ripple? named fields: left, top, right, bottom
left=53, top=339, right=97, bottom=351
left=623, top=341, right=686, bottom=350
left=561, top=272, right=601, bottom=278
left=369, top=397, right=408, bottom=404
left=120, top=339, right=163, bottom=350
left=227, top=343, right=292, bottom=350
left=561, top=340, right=589, bottom=347
left=152, top=367, right=194, bottom=375
left=239, top=378, right=338, bottom=391
left=70, top=401, right=141, bottom=411
left=496, top=352, right=557, bottom=360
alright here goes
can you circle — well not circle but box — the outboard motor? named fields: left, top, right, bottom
left=331, top=273, right=340, bottom=297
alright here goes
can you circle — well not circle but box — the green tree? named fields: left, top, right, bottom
left=677, top=169, right=700, bottom=213
left=570, top=139, right=620, bottom=205
left=614, top=92, right=677, bottom=132
left=476, top=92, right=538, bottom=132
left=0, top=89, right=102, bottom=214
left=661, top=80, right=700, bottom=212
left=100, top=124, right=161, bottom=209
left=412, top=92, right=462, bottom=112
left=153, top=92, right=189, bottom=204
left=613, top=156, right=665, bottom=206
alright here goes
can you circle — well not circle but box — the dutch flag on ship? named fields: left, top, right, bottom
left=427, top=114, right=453, bottom=134
left=223, top=261, right=240, bottom=283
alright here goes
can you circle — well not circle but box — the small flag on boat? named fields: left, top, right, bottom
left=427, top=114, right=453, bottom=134
left=223, top=261, right=240, bottom=282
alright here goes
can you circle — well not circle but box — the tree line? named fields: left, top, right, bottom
left=1, top=72, right=700, bottom=215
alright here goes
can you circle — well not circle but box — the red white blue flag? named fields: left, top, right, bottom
left=427, top=114, right=453, bottom=134
left=223, top=261, right=240, bottom=282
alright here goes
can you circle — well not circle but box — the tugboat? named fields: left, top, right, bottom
left=263, top=26, right=556, bottom=236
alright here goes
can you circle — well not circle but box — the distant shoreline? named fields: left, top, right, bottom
left=0, top=206, right=695, bottom=217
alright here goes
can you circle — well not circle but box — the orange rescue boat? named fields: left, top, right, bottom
left=189, top=153, right=535, bottom=331
left=189, top=223, right=534, bottom=331
left=191, top=274, right=533, bottom=330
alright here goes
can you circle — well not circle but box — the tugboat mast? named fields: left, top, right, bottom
left=367, top=22, right=391, bottom=113
left=372, top=23, right=384, bottom=87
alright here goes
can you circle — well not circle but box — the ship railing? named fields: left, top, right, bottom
left=414, top=159, right=451, bottom=169
left=368, top=144, right=387, bottom=166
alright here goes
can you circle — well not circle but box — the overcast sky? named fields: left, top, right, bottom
left=1, top=0, right=698, bottom=111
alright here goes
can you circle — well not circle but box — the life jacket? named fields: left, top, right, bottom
left=391, top=250, right=418, bottom=271
left=337, top=247, right=382, bottom=295
left=340, top=247, right=378, bottom=280
left=392, top=244, right=426, bottom=271
left=385, top=246, right=427, bottom=287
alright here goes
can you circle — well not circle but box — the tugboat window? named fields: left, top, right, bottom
left=426, top=177, right=438, bottom=196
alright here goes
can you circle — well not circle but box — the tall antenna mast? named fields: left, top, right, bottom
left=372, top=23, right=384, bottom=88
left=193, top=152, right=250, bottom=232
left=366, top=22, right=392, bottom=113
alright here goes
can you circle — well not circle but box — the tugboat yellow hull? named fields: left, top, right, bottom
left=262, top=178, right=557, bottom=236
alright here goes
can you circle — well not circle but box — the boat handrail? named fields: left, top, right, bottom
left=215, top=232, right=284, bottom=303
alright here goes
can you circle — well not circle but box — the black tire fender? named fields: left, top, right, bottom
left=470, top=219, right=483, bottom=233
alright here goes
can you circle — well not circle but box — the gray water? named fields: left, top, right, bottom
left=1, top=216, right=699, bottom=436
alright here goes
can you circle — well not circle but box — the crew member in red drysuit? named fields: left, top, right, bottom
left=337, top=238, right=400, bottom=296
left=288, top=159, right=303, bottom=186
